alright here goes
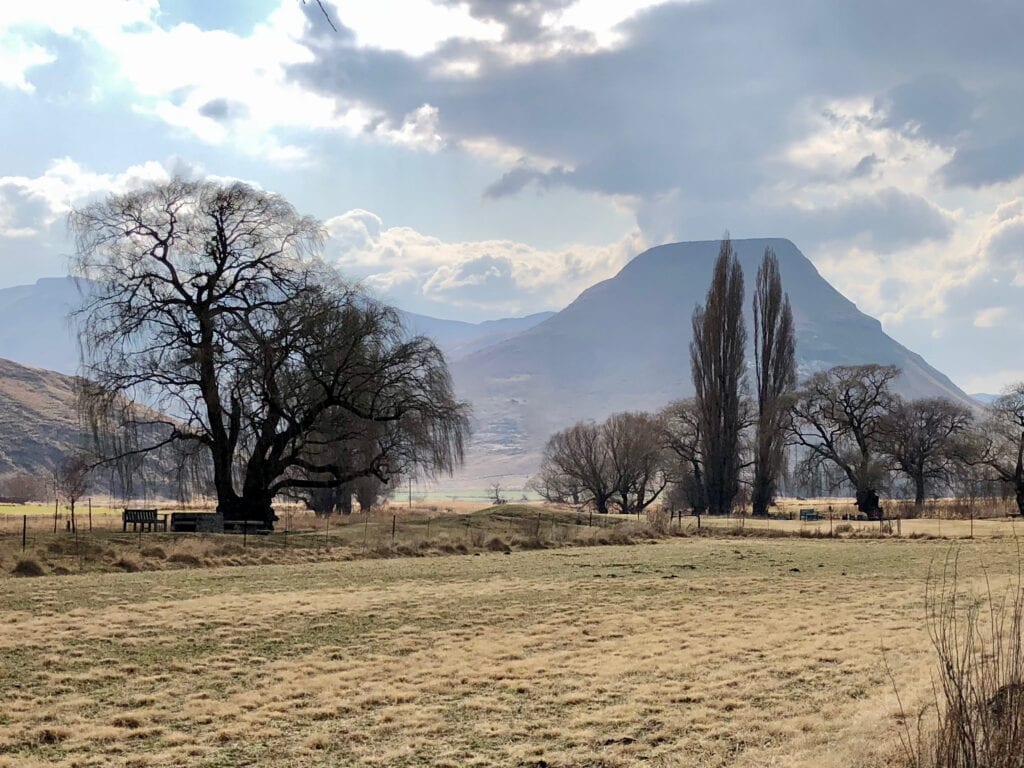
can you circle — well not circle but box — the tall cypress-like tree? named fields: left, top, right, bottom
left=751, top=247, right=796, bottom=517
left=690, top=237, right=746, bottom=516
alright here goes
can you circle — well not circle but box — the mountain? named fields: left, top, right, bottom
left=0, top=277, right=554, bottom=374
left=400, top=310, right=557, bottom=361
left=971, top=393, right=999, bottom=406
left=0, top=357, right=82, bottom=477
left=449, top=238, right=975, bottom=480
left=0, top=277, right=84, bottom=375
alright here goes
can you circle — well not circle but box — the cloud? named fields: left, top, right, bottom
left=0, top=158, right=194, bottom=284
left=876, top=73, right=977, bottom=144
left=941, top=140, right=1024, bottom=189
left=778, top=188, right=955, bottom=253
left=0, top=32, right=56, bottom=92
left=323, top=209, right=646, bottom=318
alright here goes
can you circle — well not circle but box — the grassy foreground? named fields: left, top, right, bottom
left=2, top=536, right=1021, bottom=767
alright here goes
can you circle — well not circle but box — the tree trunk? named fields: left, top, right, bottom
left=914, top=476, right=926, bottom=509
left=1015, top=483, right=1024, bottom=517
left=595, top=496, right=609, bottom=514
left=218, top=494, right=277, bottom=530
left=751, top=469, right=772, bottom=518
left=855, top=488, right=881, bottom=517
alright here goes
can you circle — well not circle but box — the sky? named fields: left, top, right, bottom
left=1, top=0, right=1023, bottom=393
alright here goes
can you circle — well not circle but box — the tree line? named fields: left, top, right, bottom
left=534, top=238, right=1024, bottom=519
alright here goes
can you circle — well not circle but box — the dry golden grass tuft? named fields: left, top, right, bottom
left=0, top=534, right=1021, bottom=766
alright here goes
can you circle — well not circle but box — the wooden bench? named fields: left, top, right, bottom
left=798, top=508, right=820, bottom=521
left=122, top=508, right=168, bottom=532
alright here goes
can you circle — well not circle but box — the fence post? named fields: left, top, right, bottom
left=325, top=515, right=330, bottom=550
left=362, top=513, right=369, bottom=549
left=22, top=514, right=27, bottom=552
left=243, top=519, right=248, bottom=548
left=392, top=514, right=397, bottom=547
left=88, top=498, right=93, bottom=532
left=53, top=499, right=58, bottom=534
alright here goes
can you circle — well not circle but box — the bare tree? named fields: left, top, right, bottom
left=0, top=472, right=47, bottom=502
left=789, top=364, right=900, bottom=516
left=879, top=397, right=973, bottom=508
left=659, top=399, right=706, bottom=515
left=751, top=247, right=796, bottom=517
left=536, top=422, right=615, bottom=514
left=535, top=413, right=668, bottom=515
left=53, top=454, right=92, bottom=533
left=69, top=179, right=469, bottom=529
left=966, top=384, right=1024, bottom=516
left=489, top=480, right=505, bottom=505
left=691, top=236, right=747, bottom=515
left=605, top=411, right=668, bottom=515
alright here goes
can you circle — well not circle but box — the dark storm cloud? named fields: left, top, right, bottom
left=293, top=1, right=1024, bottom=247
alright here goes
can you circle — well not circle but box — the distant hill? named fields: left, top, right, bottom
left=449, top=238, right=975, bottom=480
left=401, top=310, right=556, bottom=361
left=0, top=277, right=554, bottom=374
left=970, top=393, right=999, bottom=406
left=0, top=278, right=84, bottom=375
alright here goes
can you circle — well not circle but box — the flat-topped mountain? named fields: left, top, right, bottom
left=450, top=238, right=972, bottom=478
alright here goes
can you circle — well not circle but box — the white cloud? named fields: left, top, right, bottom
left=974, top=306, right=1011, bottom=328
left=324, top=210, right=646, bottom=317
left=334, top=0, right=502, bottom=55
left=0, top=33, right=56, bottom=92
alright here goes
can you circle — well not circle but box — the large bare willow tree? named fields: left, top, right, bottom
left=69, top=178, right=469, bottom=528
left=751, top=248, right=796, bottom=517
left=691, top=237, right=747, bottom=516
left=789, top=364, right=899, bottom=516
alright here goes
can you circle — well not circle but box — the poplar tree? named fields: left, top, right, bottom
left=751, top=248, right=796, bottom=517
left=690, top=237, right=746, bottom=516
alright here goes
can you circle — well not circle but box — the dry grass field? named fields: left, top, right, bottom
left=2, top=533, right=1022, bottom=767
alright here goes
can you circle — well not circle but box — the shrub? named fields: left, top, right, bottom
left=11, top=558, right=45, bottom=577
left=894, top=550, right=1024, bottom=768
left=114, top=556, right=141, bottom=572
left=486, top=537, right=511, bottom=553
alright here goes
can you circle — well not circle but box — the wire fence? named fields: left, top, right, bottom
left=1, top=500, right=1021, bottom=577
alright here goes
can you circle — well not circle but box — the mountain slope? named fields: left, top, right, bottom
left=0, top=357, right=83, bottom=478
left=451, top=238, right=973, bottom=477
